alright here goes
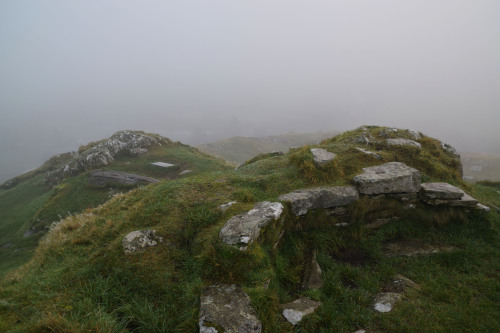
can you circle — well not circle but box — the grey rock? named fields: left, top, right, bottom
left=302, top=251, right=323, bottom=290
left=88, top=170, right=159, bottom=187
left=199, top=284, right=261, bottom=333
left=219, top=201, right=237, bottom=212
left=326, top=206, right=348, bottom=216
left=353, top=162, right=421, bottom=195
left=219, top=201, right=284, bottom=250
left=386, top=138, right=421, bottom=149
left=179, top=169, right=192, bottom=175
left=122, top=230, right=164, bottom=254
left=476, top=203, right=490, bottom=212
left=128, top=148, right=148, bottom=156
left=310, top=148, right=336, bottom=166
left=44, top=131, right=168, bottom=186
left=378, top=128, right=398, bottom=137
left=365, top=217, right=401, bottom=230
left=353, top=132, right=374, bottom=144
left=406, top=129, right=422, bottom=140
left=355, top=147, right=382, bottom=160
left=279, top=186, right=358, bottom=216
left=422, top=192, right=479, bottom=207
left=282, top=297, right=322, bottom=325
left=441, top=142, right=460, bottom=158
left=420, top=182, right=464, bottom=200
left=373, top=292, right=402, bottom=313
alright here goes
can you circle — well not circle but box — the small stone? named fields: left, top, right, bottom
left=373, top=292, right=402, bottom=313
left=122, top=230, right=164, bottom=254
left=355, top=147, right=382, bottom=160
left=406, top=130, right=422, bottom=140
left=476, top=203, right=490, bottom=212
left=310, top=148, right=336, bottom=166
left=179, top=169, right=192, bottom=175
left=282, top=298, right=322, bottom=325
left=387, top=138, right=421, bottom=149
left=219, top=201, right=237, bottom=212
left=353, top=132, right=374, bottom=144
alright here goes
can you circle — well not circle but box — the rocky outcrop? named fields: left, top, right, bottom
left=279, top=186, right=358, bottom=216
left=219, top=201, right=284, bottom=250
left=199, top=284, right=261, bottom=333
left=386, top=138, right=421, bottom=150
left=122, top=230, right=164, bottom=254
left=282, top=298, right=322, bottom=325
left=44, top=131, right=170, bottom=186
left=310, top=148, right=336, bottom=166
left=353, top=162, right=421, bottom=195
left=87, top=170, right=159, bottom=187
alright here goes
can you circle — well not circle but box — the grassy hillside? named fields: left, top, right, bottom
left=0, top=126, right=498, bottom=332
left=0, top=137, right=230, bottom=279
left=196, top=131, right=338, bottom=165
left=461, top=152, right=500, bottom=182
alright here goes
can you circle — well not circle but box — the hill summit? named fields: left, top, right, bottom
left=0, top=126, right=499, bottom=332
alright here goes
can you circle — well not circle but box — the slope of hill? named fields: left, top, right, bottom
left=0, top=126, right=498, bottom=332
left=196, top=131, right=339, bottom=165
left=0, top=131, right=230, bottom=278
left=461, top=152, right=500, bottom=182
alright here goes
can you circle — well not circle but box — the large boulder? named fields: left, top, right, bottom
left=88, top=170, right=159, bottom=187
left=279, top=186, right=359, bottom=216
left=282, top=297, right=322, bottom=325
left=122, top=230, right=164, bottom=254
left=219, top=201, right=284, bottom=250
left=310, top=148, right=336, bottom=166
left=199, top=284, right=261, bottom=333
left=353, top=162, right=421, bottom=195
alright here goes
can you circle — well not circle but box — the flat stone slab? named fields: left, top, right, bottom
left=387, top=138, right=421, bottom=149
left=353, top=162, right=421, bottom=195
left=279, top=186, right=358, bottom=216
left=151, top=162, right=175, bottom=168
left=355, top=147, right=382, bottom=160
left=383, top=240, right=455, bottom=257
left=310, top=148, right=336, bottom=166
left=122, top=230, right=164, bottom=254
left=88, top=170, right=159, bottom=187
left=420, top=182, right=464, bottom=200
left=199, top=284, right=261, bottom=333
left=219, top=201, right=283, bottom=250
left=422, top=192, right=479, bottom=207
left=282, top=297, right=322, bottom=325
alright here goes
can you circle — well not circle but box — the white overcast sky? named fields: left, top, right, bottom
left=1, top=0, right=499, bottom=181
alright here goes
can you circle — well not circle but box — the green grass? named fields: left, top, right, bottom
left=0, top=127, right=498, bottom=332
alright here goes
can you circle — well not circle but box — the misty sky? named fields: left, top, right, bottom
left=1, top=0, right=499, bottom=182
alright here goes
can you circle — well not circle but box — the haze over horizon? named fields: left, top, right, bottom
left=1, top=0, right=499, bottom=183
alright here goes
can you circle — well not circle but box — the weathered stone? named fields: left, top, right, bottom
left=310, top=148, right=336, bottom=166
left=282, top=298, right=322, bottom=325
left=420, top=182, right=464, bottom=200
left=353, top=162, right=421, bottom=195
left=353, top=132, right=374, bottom=144
left=219, top=201, right=283, bottom=250
left=476, top=203, right=490, bottom=212
left=151, top=162, right=175, bottom=168
left=365, top=217, right=401, bottom=230
left=441, top=142, right=460, bottom=158
left=355, top=147, right=382, bottom=160
left=179, top=169, right=192, bottom=175
left=128, top=148, right=148, bottom=156
left=373, top=292, right=402, bottom=313
left=326, top=206, right=348, bottom=216
left=378, top=128, right=398, bottom=137
left=199, top=284, right=261, bottom=333
left=383, top=240, right=455, bottom=257
left=386, top=138, right=421, bottom=149
left=385, top=274, right=419, bottom=293
left=219, top=201, right=237, bottom=212
left=0, top=178, right=18, bottom=189
left=88, top=170, right=159, bottom=187
left=122, top=230, right=164, bottom=254
left=302, top=251, right=323, bottom=290
left=406, top=129, right=422, bottom=140
left=422, top=192, right=479, bottom=207
left=279, top=186, right=359, bottom=216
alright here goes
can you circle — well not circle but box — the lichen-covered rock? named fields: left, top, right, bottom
left=441, top=142, right=460, bottom=158
left=199, top=284, right=261, bottom=333
left=373, top=292, right=402, bottom=313
left=420, top=182, right=465, bottom=200
left=282, top=297, right=322, bottom=325
left=386, top=138, right=421, bottom=149
left=353, top=162, right=421, bottom=195
left=122, top=230, right=164, bottom=254
left=279, top=186, right=358, bottom=216
left=374, top=275, right=419, bottom=313
left=310, top=148, right=336, bottom=166
left=88, top=170, right=159, bottom=187
left=406, top=129, right=422, bottom=140
left=128, top=148, right=149, bottom=156
left=353, top=132, right=374, bottom=144
left=219, top=201, right=283, bottom=250
left=44, top=131, right=169, bottom=186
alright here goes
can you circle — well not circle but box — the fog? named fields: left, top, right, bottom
left=1, top=1, right=499, bottom=183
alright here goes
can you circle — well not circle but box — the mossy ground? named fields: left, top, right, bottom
left=0, top=127, right=498, bottom=332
